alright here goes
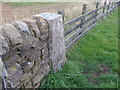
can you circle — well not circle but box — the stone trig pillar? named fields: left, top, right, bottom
left=34, top=13, right=66, bottom=72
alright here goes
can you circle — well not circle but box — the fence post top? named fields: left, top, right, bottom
left=83, top=4, right=87, bottom=6
left=33, top=13, right=62, bottom=20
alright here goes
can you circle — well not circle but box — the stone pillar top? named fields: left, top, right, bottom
left=34, top=13, right=61, bottom=20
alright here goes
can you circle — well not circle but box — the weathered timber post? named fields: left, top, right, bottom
left=111, top=2, right=115, bottom=12
left=58, top=10, right=65, bottom=23
left=109, top=1, right=112, bottom=13
left=93, top=2, right=99, bottom=22
left=111, top=2, right=113, bottom=12
left=112, top=2, right=115, bottom=12
left=108, top=1, right=111, bottom=14
left=80, top=4, right=87, bottom=28
left=111, top=1, right=113, bottom=12
left=106, top=1, right=111, bottom=15
left=118, top=1, right=120, bottom=7
left=102, top=1, right=107, bottom=19
left=34, top=13, right=66, bottom=72
left=95, top=2, right=99, bottom=18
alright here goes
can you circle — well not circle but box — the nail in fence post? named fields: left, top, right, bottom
left=58, top=10, right=65, bottom=23
left=80, top=4, right=87, bottom=28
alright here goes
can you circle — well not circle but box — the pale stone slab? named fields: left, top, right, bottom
left=0, top=35, right=9, bottom=56
left=34, top=13, right=66, bottom=72
left=13, top=21, right=30, bottom=34
left=2, top=24, right=22, bottom=46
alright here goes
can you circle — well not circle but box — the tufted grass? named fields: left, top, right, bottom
left=39, top=8, right=118, bottom=88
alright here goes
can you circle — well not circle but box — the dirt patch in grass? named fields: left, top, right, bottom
left=82, top=64, right=110, bottom=75
left=82, top=64, right=110, bottom=84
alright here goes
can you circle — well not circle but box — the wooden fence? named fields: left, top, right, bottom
left=58, top=1, right=119, bottom=50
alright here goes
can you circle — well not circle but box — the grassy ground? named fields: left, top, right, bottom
left=39, top=9, right=118, bottom=88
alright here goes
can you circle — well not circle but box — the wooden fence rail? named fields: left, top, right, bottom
left=58, top=1, right=119, bottom=50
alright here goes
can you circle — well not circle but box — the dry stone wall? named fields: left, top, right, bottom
left=0, top=13, right=66, bottom=89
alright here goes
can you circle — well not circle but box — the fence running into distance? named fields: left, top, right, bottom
left=58, top=1, right=119, bottom=50
left=0, top=1, right=119, bottom=89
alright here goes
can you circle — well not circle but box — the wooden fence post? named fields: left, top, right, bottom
left=58, top=10, right=65, bottom=23
left=109, top=1, right=112, bottom=13
left=119, top=1, right=120, bottom=7
left=102, top=1, right=107, bottom=19
left=93, top=2, right=99, bottom=22
left=108, top=1, right=111, bottom=14
left=112, top=2, right=115, bottom=12
left=95, top=2, right=99, bottom=17
left=111, top=2, right=114, bottom=12
left=80, top=4, right=87, bottom=28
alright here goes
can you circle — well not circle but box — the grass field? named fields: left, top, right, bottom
left=5, top=2, right=57, bottom=6
left=39, top=9, right=118, bottom=88
left=1, top=2, right=98, bottom=25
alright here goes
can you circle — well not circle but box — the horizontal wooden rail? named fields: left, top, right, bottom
left=65, top=8, right=109, bottom=45
left=64, top=9, right=97, bottom=26
left=65, top=18, right=97, bottom=44
left=64, top=2, right=119, bottom=50
left=64, top=13, right=97, bottom=36
left=66, top=23, right=96, bottom=49
left=64, top=4, right=110, bottom=27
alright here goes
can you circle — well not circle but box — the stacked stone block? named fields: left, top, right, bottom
left=0, top=13, right=66, bottom=89
left=0, top=18, right=50, bottom=88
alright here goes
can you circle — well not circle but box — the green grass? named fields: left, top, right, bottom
left=39, top=9, right=118, bottom=88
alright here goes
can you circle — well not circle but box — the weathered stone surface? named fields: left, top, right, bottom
left=25, top=81, right=33, bottom=88
left=41, top=47, right=49, bottom=59
left=34, top=82, right=40, bottom=88
left=0, top=27, right=10, bottom=45
left=20, top=48, right=39, bottom=59
left=36, top=13, right=66, bottom=72
left=31, top=40, right=42, bottom=50
left=4, top=54, right=21, bottom=68
left=40, top=57, right=49, bottom=67
left=23, top=19, right=40, bottom=37
left=33, top=15, right=49, bottom=35
left=0, top=57, right=8, bottom=78
left=31, top=64, right=39, bottom=74
left=20, top=71, right=32, bottom=82
left=13, top=21, right=30, bottom=34
left=0, top=77, right=2, bottom=89
left=0, top=35, right=9, bottom=56
left=2, top=24, right=22, bottom=46
left=40, top=33, right=48, bottom=41
left=32, top=64, right=50, bottom=86
left=20, top=61, right=34, bottom=72
left=7, top=63, right=22, bottom=77
left=30, top=50, right=41, bottom=63
left=8, top=63, right=23, bottom=87
left=19, top=36, right=36, bottom=52
left=1, top=13, right=66, bottom=88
